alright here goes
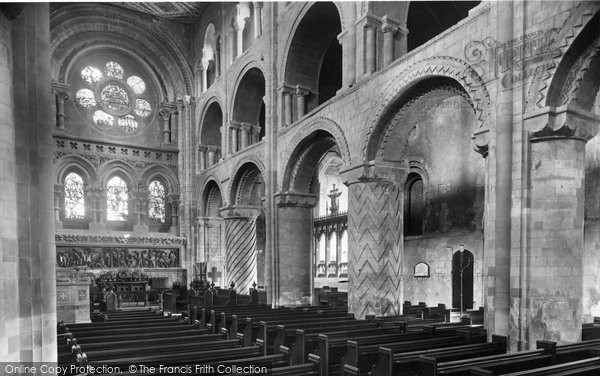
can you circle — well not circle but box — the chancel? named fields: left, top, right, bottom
left=3, top=1, right=600, bottom=374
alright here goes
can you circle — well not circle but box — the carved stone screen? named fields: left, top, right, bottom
left=56, top=246, right=179, bottom=269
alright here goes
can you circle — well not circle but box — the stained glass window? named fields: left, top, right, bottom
left=148, top=180, right=166, bottom=223
left=105, top=61, right=124, bottom=79
left=106, top=176, right=129, bottom=221
left=81, top=66, right=103, bottom=85
left=127, top=76, right=146, bottom=94
left=64, top=172, right=85, bottom=219
left=134, top=99, right=151, bottom=117
left=75, top=59, right=153, bottom=133
left=100, top=84, right=130, bottom=112
left=118, top=115, right=138, bottom=133
left=76, top=89, right=97, bottom=108
left=93, top=110, right=114, bottom=128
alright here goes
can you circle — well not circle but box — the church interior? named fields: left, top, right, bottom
left=3, top=1, right=600, bottom=373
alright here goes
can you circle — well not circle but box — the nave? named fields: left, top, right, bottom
left=57, top=297, right=600, bottom=376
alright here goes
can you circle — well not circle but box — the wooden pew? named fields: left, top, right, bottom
left=201, top=305, right=285, bottom=330
left=342, top=328, right=490, bottom=376
left=235, top=312, right=354, bottom=343
left=315, top=331, right=471, bottom=376
left=367, top=334, right=505, bottom=376
left=483, top=356, right=600, bottom=376
left=273, top=320, right=381, bottom=356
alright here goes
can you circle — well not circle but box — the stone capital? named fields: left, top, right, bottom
left=472, top=127, right=490, bottom=157
left=206, top=145, right=221, bottom=153
left=252, top=1, right=263, bottom=10
left=240, top=122, right=253, bottom=131
left=51, top=82, right=70, bottom=100
left=381, top=15, right=399, bottom=34
left=526, top=104, right=599, bottom=142
left=219, top=205, right=262, bottom=219
left=274, top=191, right=317, bottom=208
left=340, top=160, right=408, bottom=186
left=159, top=102, right=177, bottom=119
left=295, top=84, right=310, bottom=97
left=229, top=120, right=241, bottom=130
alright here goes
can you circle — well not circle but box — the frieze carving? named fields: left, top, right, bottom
left=53, top=137, right=178, bottom=173
left=55, top=232, right=186, bottom=246
left=56, top=246, right=179, bottom=269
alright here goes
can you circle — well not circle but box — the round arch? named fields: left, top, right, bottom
left=363, top=58, right=490, bottom=161
left=282, top=130, right=343, bottom=194
left=198, top=99, right=224, bottom=147
left=280, top=2, right=342, bottom=111
left=201, top=179, right=224, bottom=217
left=51, top=4, right=192, bottom=96
left=545, top=13, right=600, bottom=111
left=229, top=161, right=265, bottom=206
left=231, top=65, right=266, bottom=143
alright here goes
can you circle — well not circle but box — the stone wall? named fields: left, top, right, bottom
left=0, top=4, right=56, bottom=362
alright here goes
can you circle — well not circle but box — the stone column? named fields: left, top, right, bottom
left=228, top=27, right=236, bottom=65
left=251, top=125, right=262, bottom=144
left=365, top=23, right=377, bottom=74
left=253, top=2, right=262, bottom=37
left=201, top=56, right=210, bottom=92
left=520, top=106, right=599, bottom=346
left=240, top=122, right=251, bottom=149
left=54, top=184, right=64, bottom=228
left=229, top=121, right=240, bottom=154
left=220, top=126, right=227, bottom=160
left=207, top=145, right=220, bottom=166
left=274, top=192, right=317, bottom=305
left=168, top=195, right=180, bottom=235
left=51, top=82, right=69, bottom=130
left=198, top=145, right=207, bottom=171
left=89, top=187, right=106, bottom=231
left=133, top=191, right=149, bottom=233
left=341, top=162, right=407, bottom=318
left=159, top=103, right=176, bottom=145
left=221, top=205, right=262, bottom=295
left=295, top=85, right=308, bottom=120
left=381, top=16, right=398, bottom=67
left=337, top=4, right=356, bottom=88
left=283, top=90, right=293, bottom=126
left=235, top=5, right=246, bottom=57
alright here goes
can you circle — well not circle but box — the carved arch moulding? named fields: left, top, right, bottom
left=362, top=56, right=491, bottom=161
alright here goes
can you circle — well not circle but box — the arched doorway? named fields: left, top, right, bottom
left=452, top=248, right=474, bottom=311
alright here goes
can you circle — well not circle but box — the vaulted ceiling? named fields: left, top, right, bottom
left=113, top=2, right=208, bottom=23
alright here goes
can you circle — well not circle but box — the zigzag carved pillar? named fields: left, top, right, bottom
left=341, top=162, right=407, bottom=318
left=274, top=192, right=317, bottom=306
left=220, top=206, right=262, bottom=294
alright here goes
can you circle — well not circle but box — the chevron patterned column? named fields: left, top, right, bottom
left=221, top=206, right=262, bottom=295
left=342, top=162, right=407, bottom=319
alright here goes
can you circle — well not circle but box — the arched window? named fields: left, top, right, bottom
left=404, top=172, right=424, bottom=236
left=64, top=172, right=85, bottom=219
left=148, top=180, right=166, bottom=223
left=106, top=176, right=129, bottom=221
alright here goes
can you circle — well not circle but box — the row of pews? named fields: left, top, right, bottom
left=57, top=305, right=600, bottom=376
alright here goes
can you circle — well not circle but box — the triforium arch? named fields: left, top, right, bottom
left=230, top=66, right=266, bottom=153
left=406, top=1, right=481, bottom=52
left=201, top=179, right=224, bottom=218
left=345, top=75, right=485, bottom=319
left=221, top=161, right=266, bottom=294
left=282, top=1, right=342, bottom=118
left=363, top=59, right=491, bottom=161
left=198, top=97, right=224, bottom=169
left=202, top=23, right=218, bottom=91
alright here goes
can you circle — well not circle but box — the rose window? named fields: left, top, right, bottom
left=74, top=60, right=153, bottom=134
